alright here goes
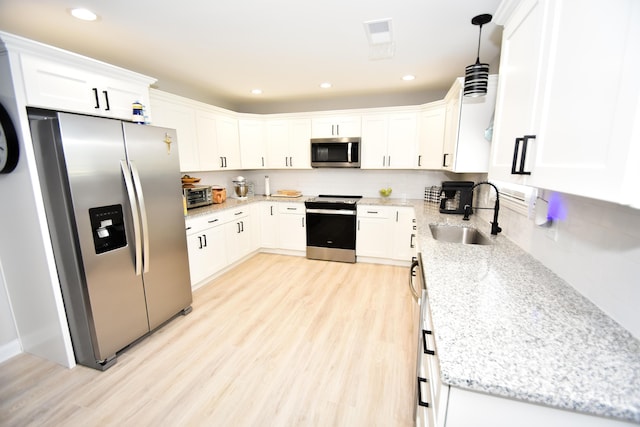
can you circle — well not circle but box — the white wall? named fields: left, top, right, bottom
left=0, top=261, right=20, bottom=361
left=476, top=188, right=640, bottom=339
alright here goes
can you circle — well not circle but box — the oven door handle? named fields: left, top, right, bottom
left=306, top=209, right=356, bottom=215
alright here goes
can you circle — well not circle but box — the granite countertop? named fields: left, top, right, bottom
left=185, top=195, right=310, bottom=218
left=413, top=202, right=640, bottom=424
left=185, top=196, right=640, bottom=423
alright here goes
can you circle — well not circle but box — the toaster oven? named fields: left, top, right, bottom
left=183, top=185, right=213, bottom=209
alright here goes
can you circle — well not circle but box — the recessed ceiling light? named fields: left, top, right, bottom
left=403, top=75, right=416, bottom=81
left=320, top=82, right=332, bottom=89
left=70, top=8, right=97, bottom=21
left=251, top=89, right=263, bottom=95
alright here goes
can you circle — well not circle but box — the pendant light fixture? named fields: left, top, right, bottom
left=464, top=14, right=492, bottom=97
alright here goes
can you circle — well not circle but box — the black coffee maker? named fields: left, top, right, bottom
left=439, top=181, right=474, bottom=214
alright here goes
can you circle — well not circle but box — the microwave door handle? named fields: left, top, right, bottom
left=347, top=142, right=352, bottom=163
left=129, top=161, right=150, bottom=274
left=120, top=160, right=142, bottom=276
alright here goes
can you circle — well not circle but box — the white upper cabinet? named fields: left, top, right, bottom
left=311, top=115, right=361, bottom=138
left=361, top=111, right=418, bottom=169
left=238, top=118, right=267, bottom=169
left=17, top=47, right=153, bottom=121
left=149, top=92, right=201, bottom=171
left=442, top=75, right=497, bottom=173
left=197, top=110, right=241, bottom=170
left=266, top=118, right=311, bottom=169
left=491, top=0, right=640, bottom=208
left=150, top=90, right=241, bottom=172
left=417, top=101, right=446, bottom=170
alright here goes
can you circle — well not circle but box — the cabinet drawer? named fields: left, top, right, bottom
left=357, top=205, right=392, bottom=218
left=278, top=203, right=305, bottom=214
left=227, top=207, right=249, bottom=219
left=185, top=212, right=226, bottom=234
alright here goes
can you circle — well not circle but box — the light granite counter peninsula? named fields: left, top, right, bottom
left=411, top=201, right=640, bottom=425
left=187, top=197, right=640, bottom=424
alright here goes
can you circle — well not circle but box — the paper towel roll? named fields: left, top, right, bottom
left=264, top=176, right=270, bottom=196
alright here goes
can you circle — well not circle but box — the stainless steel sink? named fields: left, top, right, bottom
left=429, top=224, right=493, bottom=245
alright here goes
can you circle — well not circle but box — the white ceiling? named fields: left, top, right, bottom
left=0, top=0, right=503, bottom=113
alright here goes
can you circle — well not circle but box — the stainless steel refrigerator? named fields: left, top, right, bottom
left=29, top=109, right=192, bottom=370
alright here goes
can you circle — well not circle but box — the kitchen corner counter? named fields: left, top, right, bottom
left=412, top=201, right=640, bottom=424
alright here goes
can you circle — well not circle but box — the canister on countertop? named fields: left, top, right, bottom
left=264, top=175, right=270, bottom=196
left=211, top=186, right=227, bottom=204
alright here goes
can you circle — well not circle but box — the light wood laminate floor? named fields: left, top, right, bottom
left=1, top=254, right=416, bottom=426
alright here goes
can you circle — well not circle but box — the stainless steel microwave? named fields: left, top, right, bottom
left=310, top=137, right=361, bottom=168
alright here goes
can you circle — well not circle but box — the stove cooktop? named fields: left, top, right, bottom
left=306, top=195, right=363, bottom=205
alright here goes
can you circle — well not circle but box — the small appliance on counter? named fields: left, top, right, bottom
left=439, top=181, right=474, bottom=214
left=232, top=176, right=248, bottom=199
left=183, top=185, right=213, bottom=209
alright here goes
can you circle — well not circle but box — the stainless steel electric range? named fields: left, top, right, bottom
left=304, top=195, right=362, bottom=263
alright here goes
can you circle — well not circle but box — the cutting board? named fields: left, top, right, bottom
left=270, top=190, right=302, bottom=198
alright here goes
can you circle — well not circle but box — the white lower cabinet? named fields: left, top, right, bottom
left=260, top=202, right=279, bottom=249
left=259, top=201, right=306, bottom=251
left=356, top=206, right=393, bottom=258
left=357, top=205, right=415, bottom=262
left=276, top=203, right=306, bottom=251
left=185, top=213, right=227, bottom=287
left=224, top=208, right=251, bottom=264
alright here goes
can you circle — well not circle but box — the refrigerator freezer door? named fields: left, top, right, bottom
left=122, top=123, right=192, bottom=330
left=57, top=113, right=150, bottom=361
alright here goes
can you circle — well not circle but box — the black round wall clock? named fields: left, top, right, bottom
left=0, top=102, right=19, bottom=174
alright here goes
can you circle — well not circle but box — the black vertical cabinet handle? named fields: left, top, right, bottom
left=511, top=135, right=535, bottom=175
left=92, top=88, right=100, bottom=109
left=417, top=377, right=430, bottom=407
left=102, top=91, right=110, bottom=111
left=511, top=137, right=523, bottom=174
left=410, top=234, right=416, bottom=248
left=261, top=157, right=265, bottom=167
left=442, top=153, right=449, bottom=167
left=418, top=155, right=422, bottom=167
left=203, top=234, right=207, bottom=247
left=422, top=329, right=435, bottom=355
left=198, top=236, right=203, bottom=249
left=289, top=157, right=293, bottom=167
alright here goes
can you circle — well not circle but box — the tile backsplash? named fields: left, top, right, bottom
left=191, top=168, right=482, bottom=200
left=477, top=189, right=640, bottom=339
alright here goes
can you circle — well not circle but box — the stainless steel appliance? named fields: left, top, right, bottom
left=305, top=195, right=361, bottom=263
left=183, top=185, right=213, bottom=209
left=29, top=109, right=192, bottom=371
left=439, top=181, right=474, bottom=214
left=232, top=175, right=249, bottom=199
left=310, top=137, right=361, bottom=168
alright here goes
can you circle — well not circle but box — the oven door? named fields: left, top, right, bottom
left=305, top=208, right=357, bottom=262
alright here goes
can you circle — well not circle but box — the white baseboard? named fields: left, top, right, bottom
left=0, top=339, right=22, bottom=364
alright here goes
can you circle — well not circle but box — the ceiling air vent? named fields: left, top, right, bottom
left=363, top=18, right=394, bottom=60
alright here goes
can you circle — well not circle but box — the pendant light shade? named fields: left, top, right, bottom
left=464, top=14, right=492, bottom=97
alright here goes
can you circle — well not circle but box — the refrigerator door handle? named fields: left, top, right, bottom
left=120, top=160, right=143, bottom=276
left=129, top=160, right=150, bottom=274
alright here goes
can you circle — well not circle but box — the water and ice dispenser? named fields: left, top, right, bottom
left=89, top=205, right=127, bottom=254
